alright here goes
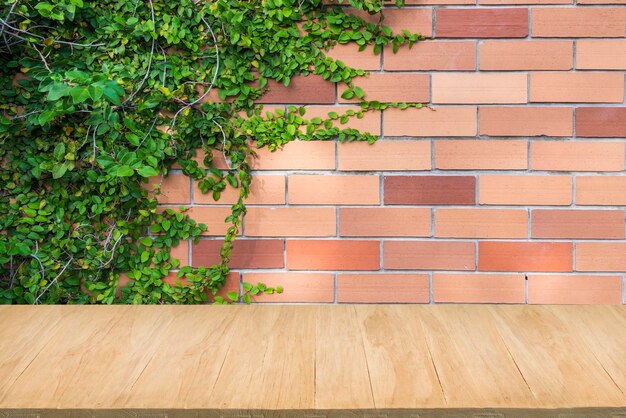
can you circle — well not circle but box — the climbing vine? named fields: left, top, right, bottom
left=0, top=0, right=424, bottom=304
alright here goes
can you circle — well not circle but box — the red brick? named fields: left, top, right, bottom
left=243, top=273, right=334, bottom=303
left=480, top=107, right=573, bottom=137
left=435, top=139, right=527, bottom=170
left=479, top=175, right=572, bottom=205
left=577, top=40, right=626, bottom=70
left=532, top=8, right=626, bottom=38
left=326, top=43, right=380, bottom=71
left=432, top=73, right=527, bottom=104
left=576, top=176, right=626, bottom=205
left=530, top=141, right=624, bottom=172
left=480, top=41, right=573, bottom=70
left=340, top=208, right=431, bottom=237
left=169, top=240, right=189, bottom=266
left=528, top=275, right=622, bottom=304
left=244, top=207, right=336, bottom=237
left=303, top=106, right=381, bottom=136
left=385, top=107, right=477, bottom=137
left=384, top=241, right=476, bottom=270
left=576, top=242, right=626, bottom=271
left=339, top=73, right=429, bottom=104
left=530, top=72, right=624, bottom=103
left=436, top=9, right=528, bottom=38
left=338, top=140, right=431, bottom=171
left=337, top=274, right=430, bottom=303
left=481, top=0, right=570, bottom=4
left=385, top=42, right=477, bottom=71
left=192, top=239, right=284, bottom=269
left=250, top=141, right=335, bottom=170
left=193, top=175, right=285, bottom=205
left=288, top=175, right=379, bottom=205
left=532, top=210, right=625, bottom=239
left=435, top=208, right=528, bottom=239
left=479, top=242, right=573, bottom=272
left=148, top=174, right=190, bottom=204
left=384, top=176, right=476, bottom=205
left=286, top=240, right=380, bottom=270
left=257, top=75, right=334, bottom=104
left=433, top=273, right=526, bottom=303
left=576, top=107, right=626, bottom=138
left=404, top=0, right=474, bottom=4
left=186, top=206, right=235, bottom=236
left=350, top=8, right=433, bottom=37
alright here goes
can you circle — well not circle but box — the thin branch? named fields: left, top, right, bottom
left=122, top=0, right=155, bottom=105
left=34, top=257, right=73, bottom=304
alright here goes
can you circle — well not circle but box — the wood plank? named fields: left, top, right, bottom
left=355, top=305, right=445, bottom=408
left=315, top=305, right=374, bottom=409
left=489, top=304, right=626, bottom=408
left=418, top=305, right=537, bottom=408
left=207, top=305, right=316, bottom=409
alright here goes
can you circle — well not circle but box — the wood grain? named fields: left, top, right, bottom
left=0, top=305, right=625, bottom=415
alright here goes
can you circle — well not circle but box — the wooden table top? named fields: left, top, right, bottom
left=1, top=304, right=625, bottom=417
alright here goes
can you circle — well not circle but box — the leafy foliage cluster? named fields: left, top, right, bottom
left=0, top=0, right=424, bottom=304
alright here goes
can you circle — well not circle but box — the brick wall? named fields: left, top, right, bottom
left=159, top=2, right=626, bottom=304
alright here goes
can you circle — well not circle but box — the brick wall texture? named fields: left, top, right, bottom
left=158, top=2, right=626, bottom=304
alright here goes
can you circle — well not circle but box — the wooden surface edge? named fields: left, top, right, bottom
left=2, top=407, right=626, bottom=417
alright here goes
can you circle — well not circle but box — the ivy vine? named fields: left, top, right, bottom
left=0, top=0, right=424, bottom=304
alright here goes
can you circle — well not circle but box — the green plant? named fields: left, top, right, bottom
left=0, top=0, right=424, bottom=304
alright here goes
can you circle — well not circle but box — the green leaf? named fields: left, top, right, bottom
left=70, top=87, right=90, bottom=104
left=141, top=251, right=150, bottom=263
left=116, top=165, right=134, bottom=177
left=53, top=143, right=65, bottom=160
left=140, top=237, right=153, bottom=247
left=103, top=87, right=122, bottom=105
left=47, top=83, right=70, bottom=101
left=341, top=89, right=354, bottom=100
left=137, top=166, right=159, bottom=177
left=52, top=163, right=67, bottom=179
left=227, top=291, right=239, bottom=302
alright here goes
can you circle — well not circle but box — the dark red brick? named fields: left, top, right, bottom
left=576, top=107, right=626, bottom=138
left=436, top=9, right=528, bottom=38
left=257, top=75, right=335, bottom=104
left=192, top=239, right=284, bottom=269
left=384, top=176, right=476, bottom=205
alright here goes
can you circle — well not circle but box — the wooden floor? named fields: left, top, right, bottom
left=1, top=305, right=626, bottom=417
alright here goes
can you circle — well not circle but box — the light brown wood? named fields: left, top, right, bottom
left=0, top=304, right=625, bottom=416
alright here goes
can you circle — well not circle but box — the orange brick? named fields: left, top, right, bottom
left=326, top=43, right=380, bottom=71
left=433, top=273, right=525, bottom=303
left=350, top=8, right=433, bottom=37
left=339, top=73, right=429, bottom=103
left=384, top=241, right=475, bottom=270
left=532, top=8, right=626, bottom=38
left=303, top=106, right=381, bottom=136
left=250, top=141, right=335, bottom=170
left=194, top=175, right=285, bottom=205
left=531, top=209, right=625, bottom=239
left=337, top=274, right=430, bottom=303
left=479, top=175, right=572, bottom=205
left=479, top=241, right=573, bottom=272
left=385, top=42, right=477, bottom=71
left=403, top=0, right=474, bottom=4
left=577, top=40, right=626, bottom=70
left=340, top=208, right=431, bottom=237
left=432, top=73, right=527, bottom=104
left=528, top=275, right=622, bottom=304
left=577, top=176, right=626, bottom=206
left=286, top=240, right=380, bottom=270
left=169, top=240, right=189, bottom=266
left=480, top=106, right=573, bottom=137
left=481, top=0, right=570, bottom=4
left=435, top=208, right=528, bottom=238
left=435, top=139, right=527, bottom=170
left=576, top=242, right=626, bottom=271
left=288, top=175, right=380, bottom=205
left=578, top=0, right=626, bottom=4
left=338, top=140, right=431, bottom=171
left=192, top=239, right=284, bottom=269
left=530, top=72, right=624, bottom=103
left=258, top=75, right=334, bottom=104
left=480, top=41, right=573, bottom=70
left=243, top=273, right=335, bottom=303
left=186, top=206, right=234, bottom=236
left=385, top=107, right=477, bottom=137
left=530, top=141, right=624, bottom=172
left=149, top=174, right=190, bottom=204
left=245, top=207, right=336, bottom=237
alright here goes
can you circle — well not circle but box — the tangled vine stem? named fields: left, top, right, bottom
left=0, top=0, right=424, bottom=305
